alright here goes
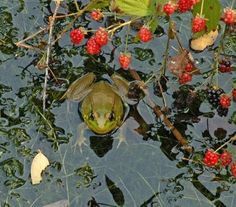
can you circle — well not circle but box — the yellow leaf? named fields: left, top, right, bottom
left=190, top=30, right=218, bottom=51
left=31, top=150, right=49, bottom=185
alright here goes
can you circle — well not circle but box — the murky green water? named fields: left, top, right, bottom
left=0, top=1, right=236, bottom=206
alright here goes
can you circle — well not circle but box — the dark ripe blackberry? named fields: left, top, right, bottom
left=207, top=87, right=224, bottom=108
left=154, top=76, right=168, bottom=97
left=217, top=106, right=228, bottom=117
left=219, top=59, right=231, bottom=73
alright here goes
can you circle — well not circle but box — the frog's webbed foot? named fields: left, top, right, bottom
left=73, top=123, right=88, bottom=153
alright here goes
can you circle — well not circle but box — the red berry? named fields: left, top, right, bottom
left=223, top=8, right=235, bottom=25
left=230, top=162, right=236, bottom=178
left=192, top=15, right=206, bottom=33
left=177, top=0, right=194, bottom=13
left=163, top=2, right=176, bottom=16
left=203, top=149, right=220, bottom=167
left=232, top=88, right=236, bottom=101
left=138, top=26, right=153, bottom=42
left=70, top=28, right=85, bottom=45
left=94, top=27, right=109, bottom=46
left=119, top=53, right=131, bottom=69
left=219, top=94, right=231, bottom=109
left=90, top=9, right=103, bottom=21
left=185, top=62, right=193, bottom=72
left=178, top=73, right=192, bottom=84
left=86, top=37, right=101, bottom=55
left=220, top=151, right=232, bottom=167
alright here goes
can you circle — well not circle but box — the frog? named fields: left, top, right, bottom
left=62, top=72, right=132, bottom=151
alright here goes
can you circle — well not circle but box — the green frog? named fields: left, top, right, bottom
left=63, top=72, right=131, bottom=150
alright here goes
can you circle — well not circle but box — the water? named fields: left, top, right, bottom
left=0, top=0, right=236, bottom=206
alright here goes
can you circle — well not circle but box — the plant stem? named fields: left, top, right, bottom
left=214, top=135, right=236, bottom=153
left=200, top=0, right=205, bottom=16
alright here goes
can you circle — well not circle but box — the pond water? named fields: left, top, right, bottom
left=0, top=0, right=236, bottom=207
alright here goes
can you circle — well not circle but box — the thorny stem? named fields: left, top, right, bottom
left=231, top=0, right=235, bottom=8
left=43, top=1, right=60, bottom=111
left=214, top=135, right=236, bottom=153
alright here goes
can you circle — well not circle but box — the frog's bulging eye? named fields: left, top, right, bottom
left=89, top=112, right=95, bottom=120
left=108, top=111, right=115, bottom=121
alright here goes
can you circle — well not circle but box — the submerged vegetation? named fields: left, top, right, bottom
left=0, top=0, right=236, bottom=206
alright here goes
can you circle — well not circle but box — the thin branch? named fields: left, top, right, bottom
left=43, top=1, right=61, bottom=111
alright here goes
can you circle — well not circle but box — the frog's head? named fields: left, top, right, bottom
left=85, top=111, right=121, bottom=134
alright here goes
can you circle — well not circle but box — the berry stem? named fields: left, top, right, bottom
left=214, top=135, right=236, bottom=153
left=231, top=0, right=235, bottom=8
left=200, top=0, right=205, bottom=16
left=74, top=0, right=80, bottom=12
left=124, top=24, right=130, bottom=54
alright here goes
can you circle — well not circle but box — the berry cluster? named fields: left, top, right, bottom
left=203, top=149, right=236, bottom=178
left=184, top=62, right=194, bottom=72
left=219, top=94, right=231, bottom=109
left=86, top=27, right=109, bottom=55
left=219, top=59, right=232, bottom=73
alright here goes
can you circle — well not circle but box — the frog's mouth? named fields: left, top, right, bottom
left=87, top=119, right=118, bottom=135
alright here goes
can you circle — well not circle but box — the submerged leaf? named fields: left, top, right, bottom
left=105, top=175, right=125, bottom=206
left=31, top=150, right=49, bottom=185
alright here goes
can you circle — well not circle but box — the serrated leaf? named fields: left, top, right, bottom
left=193, top=0, right=221, bottom=35
left=115, top=0, right=155, bottom=16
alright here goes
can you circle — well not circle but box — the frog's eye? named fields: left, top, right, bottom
left=89, top=112, right=95, bottom=120
left=108, top=111, right=115, bottom=121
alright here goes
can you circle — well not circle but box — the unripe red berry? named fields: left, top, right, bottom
left=178, top=73, right=192, bottom=84
left=203, top=149, right=220, bottom=167
left=177, top=0, right=194, bottom=13
left=86, top=37, right=101, bottom=55
left=119, top=53, right=131, bottom=69
left=232, top=88, right=236, bottom=101
left=185, top=62, right=193, bottom=72
left=230, top=162, right=236, bottom=178
left=70, top=28, right=85, bottom=45
left=192, top=15, right=206, bottom=33
left=138, top=26, right=153, bottom=42
left=90, top=9, right=103, bottom=21
left=220, top=150, right=232, bottom=167
left=163, top=2, right=176, bottom=16
left=223, top=8, right=235, bottom=25
left=94, top=27, right=109, bottom=46
left=219, top=94, right=231, bottom=109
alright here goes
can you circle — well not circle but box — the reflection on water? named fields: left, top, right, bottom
left=0, top=0, right=235, bottom=206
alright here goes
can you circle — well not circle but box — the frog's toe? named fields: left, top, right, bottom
left=115, top=135, right=128, bottom=148
left=74, top=135, right=88, bottom=153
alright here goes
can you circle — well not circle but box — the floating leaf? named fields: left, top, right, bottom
left=105, top=175, right=125, bottom=206
left=193, top=0, right=221, bottom=35
left=114, top=0, right=155, bottom=16
left=190, top=30, right=218, bottom=51
left=31, top=150, right=49, bottom=185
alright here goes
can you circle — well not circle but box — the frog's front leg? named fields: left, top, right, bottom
left=74, top=122, right=88, bottom=153
left=114, top=124, right=128, bottom=148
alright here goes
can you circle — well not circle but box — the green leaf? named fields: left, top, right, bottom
left=115, top=0, right=155, bottom=16
left=193, top=0, right=221, bottom=34
left=85, top=0, right=110, bottom=11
